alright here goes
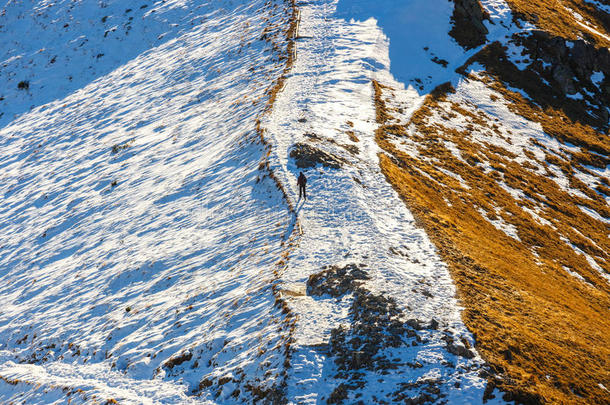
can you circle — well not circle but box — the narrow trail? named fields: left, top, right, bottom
left=262, top=0, right=503, bottom=403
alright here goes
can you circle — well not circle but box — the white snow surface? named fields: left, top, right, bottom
left=334, top=0, right=471, bottom=93
left=0, top=0, right=230, bottom=128
left=0, top=0, right=296, bottom=403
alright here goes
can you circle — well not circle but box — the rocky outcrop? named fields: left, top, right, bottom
left=523, top=30, right=610, bottom=84
left=289, top=142, right=347, bottom=169
left=306, top=263, right=369, bottom=297
left=515, top=30, right=610, bottom=127
left=449, top=0, right=490, bottom=49
left=306, top=263, right=482, bottom=404
left=463, top=35, right=610, bottom=130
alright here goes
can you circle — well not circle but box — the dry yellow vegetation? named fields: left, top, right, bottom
left=503, top=0, right=610, bottom=47
left=373, top=79, right=610, bottom=404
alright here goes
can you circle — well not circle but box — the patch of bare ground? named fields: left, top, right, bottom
left=373, top=79, right=610, bottom=404
left=302, top=131, right=360, bottom=155
left=289, top=142, right=348, bottom=169
left=346, top=120, right=360, bottom=143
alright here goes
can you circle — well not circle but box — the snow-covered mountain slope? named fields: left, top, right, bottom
left=1, top=0, right=503, bottom=403
left=0, top=0, right=227, bottom=129
left=1, top=0, right=608, bottom=403
left=0, top=0, right=299, bottom=403
left=263, top=1, right=503, bottom=403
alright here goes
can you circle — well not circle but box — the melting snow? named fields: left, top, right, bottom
left=578, top=205, right=610, bottom=225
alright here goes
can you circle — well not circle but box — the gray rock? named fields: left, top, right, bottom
left=447, top=341, right=475, bottom=359
left=449, top=0, right=490, bottom=49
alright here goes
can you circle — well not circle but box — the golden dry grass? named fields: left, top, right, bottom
left=373, top=79, right=610, bottom=404
left=503, top=0, right=610, bottom=47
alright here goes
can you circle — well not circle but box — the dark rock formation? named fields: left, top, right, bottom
left=306, top=263, right=369, bottom=297
left=289, top=142, right=347, bottom=169
left=449, top=0, right=490, bottom=49
left=463, top=36, right=610, bottom=130
left=514, top=30, right=610, bottom=128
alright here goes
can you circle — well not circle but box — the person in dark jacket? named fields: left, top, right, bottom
left=297, top=172, right=307, bottom=200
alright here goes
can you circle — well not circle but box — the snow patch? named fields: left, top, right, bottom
left=591, top=71, right=604, bottom=87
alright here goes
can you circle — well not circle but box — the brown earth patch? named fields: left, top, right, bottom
left=289, top=142, right=348, bottom=169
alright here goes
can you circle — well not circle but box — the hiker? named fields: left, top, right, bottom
left=297, top=172, right=307, bottom=200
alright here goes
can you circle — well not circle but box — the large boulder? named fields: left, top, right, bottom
left=449, top=0, right=490, bottom=49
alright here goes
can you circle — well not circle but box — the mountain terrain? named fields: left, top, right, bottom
left=0, top=0, right=608, bottom=404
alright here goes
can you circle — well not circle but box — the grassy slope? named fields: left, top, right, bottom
left=370, top=1, right=610, bottom=402
left=373, top=75, right=609, bottom=404
left=504, top=0, right=610, bottom=48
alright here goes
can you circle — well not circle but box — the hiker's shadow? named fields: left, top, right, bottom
left=295, top=197, right=306, bottom=216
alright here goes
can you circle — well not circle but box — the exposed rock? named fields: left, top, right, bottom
left=483, top=380, right=496, bottom=402
left=447, top=341, right=475, bottom=359
left=301, top=133, right=359, bottom=155
left=339, top=143, right=359, bottom=155
left=327, top=383, right=349, bottom=404
left=303, top=132, right=322, bottom=141
left=163, top=350, right=192, bottom=369
left=442, top=334, right=475, bottom=359
left=513, top=29, right=610, bottom=128
left=243, top=383, right=286, bottom=404
left=465, top=36, right=610, bottom=130
left=392, top=378, right=446, bottom=404
left=449, top=0, right=490, bottom=49
left=406, top=318, right=425, bottom=330
left=306, top=263, right=369, bottom=298
left=501, top=389, right=543, bottom=405
left=552, top=65, right=577, bottom=94
left=289, top=142, right=347, bottom=169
